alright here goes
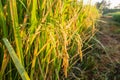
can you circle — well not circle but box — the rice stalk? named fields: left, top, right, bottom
left=0, top=0, right=100, bottom=79
left=9, top=0, right=24, bottom=65
left=0, top=0, right=7, bottom=37
left=0, top=1, right=9, bottom=79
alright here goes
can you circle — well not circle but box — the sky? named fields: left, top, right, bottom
left=83, top=0, right=120, bottom=8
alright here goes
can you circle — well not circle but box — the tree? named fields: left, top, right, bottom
left=95, top=0, right=111, bottom=13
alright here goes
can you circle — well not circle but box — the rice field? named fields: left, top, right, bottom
left=0, top=0, right=100, bottom=80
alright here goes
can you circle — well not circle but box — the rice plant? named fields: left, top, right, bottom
left=0, top=0, right=100, bottom=80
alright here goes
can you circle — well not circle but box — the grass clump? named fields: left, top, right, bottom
left=0, top=0, right=100, bottom=80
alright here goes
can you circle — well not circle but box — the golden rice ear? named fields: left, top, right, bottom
left=61, top=31, right=69, bottom=78
left=62, top=51, right=69, bottom=78
left=76, top=35, right=83, bottom=61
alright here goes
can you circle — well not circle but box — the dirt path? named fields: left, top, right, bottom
left=96, top=16, right=120, bottom=78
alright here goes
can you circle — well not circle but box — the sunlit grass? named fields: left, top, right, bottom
left=0, top=0, right=100, bottom=79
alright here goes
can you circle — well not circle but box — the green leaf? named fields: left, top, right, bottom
left=9, top=0, right=24, bottom=65
left=0, top=0, right=7, bottom=37
left=3, top=38, right=30, bottom=80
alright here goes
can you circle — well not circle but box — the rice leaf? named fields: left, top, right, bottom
left=9, top=0, right=24, bottom=65
left=0, top=0, right=7, bottom=37
left=3, top=38, right=30, bottom=80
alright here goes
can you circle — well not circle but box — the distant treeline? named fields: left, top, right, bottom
left=103, top=9, right=120, bottom=14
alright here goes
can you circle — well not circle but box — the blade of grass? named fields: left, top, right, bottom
left=30, top=37, right=39, bottom=80
left=3, top=38, right=30, bottom=80
left=0, top=50, right=10, bottom=80
left=0, top=1, right=9, bottom=79
left=29, top=0, right=38, bottom=33
left=0, top=0, right=8, bottom=37
left=9, top=0, right=24, bottom=65
left=25, top=0, right=38, bottom=55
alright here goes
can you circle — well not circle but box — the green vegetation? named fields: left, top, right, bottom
left=105, top=12, right=120, bottom=23
left=112, top=12, right=120, bottom=22
left=0, top=0, right=100, bottom=80
left=103, top=9, right=120, bottom=14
